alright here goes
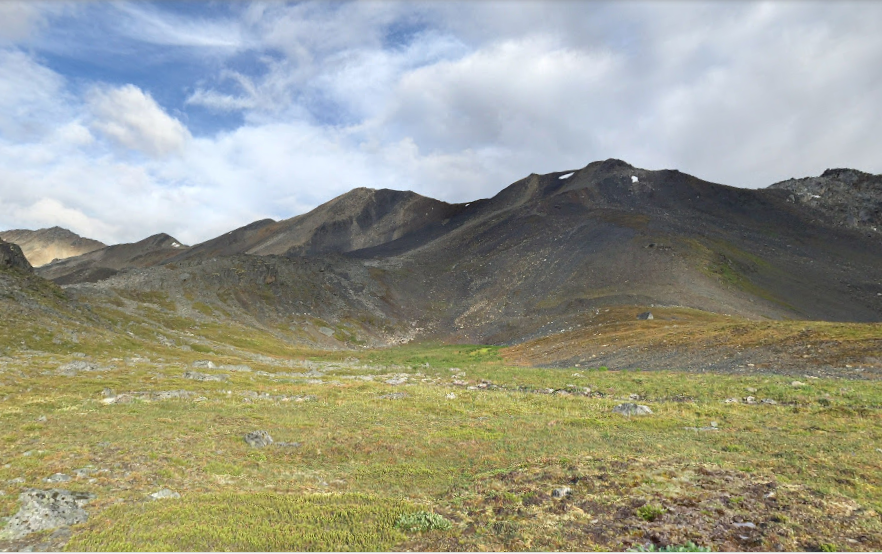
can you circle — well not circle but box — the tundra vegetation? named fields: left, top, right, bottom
left=0, top=283, right=880, bottom=552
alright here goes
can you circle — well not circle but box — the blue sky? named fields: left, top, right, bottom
left=0, top=1, right=881, bottom=245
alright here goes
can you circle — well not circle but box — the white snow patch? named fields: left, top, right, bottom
left=812, top=195, right=821, bottom=199
left=558, top=172, right=575, bottom=180
left=631, top=175, right=639, bottom=183
left=171, top=242, right=181, bottom=248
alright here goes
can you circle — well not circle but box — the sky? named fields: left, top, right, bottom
left=0, top=1, right=880, bottom=246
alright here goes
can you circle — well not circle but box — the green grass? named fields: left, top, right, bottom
left=66, top=493, right=410, bottom=551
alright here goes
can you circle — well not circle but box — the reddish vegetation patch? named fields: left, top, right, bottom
left=398, top=457, right=882, bottom=552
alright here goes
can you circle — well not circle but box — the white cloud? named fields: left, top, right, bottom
left=0, top=2, right=47, bottom=43
left=2, top=2, right=882, bottom=247
left=88, top=85, right=191, bottom=158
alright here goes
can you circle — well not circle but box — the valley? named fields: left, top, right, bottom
left=0, top=159, right=880, bottom=551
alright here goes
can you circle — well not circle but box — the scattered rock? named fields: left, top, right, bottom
left=244, top=430, right=273, bottom=448
left=57, top=361, right=103, bottom=376
left=192, top=360, right=216, bottom=369
left=0, top=489, right=94, bottom=540
left=148, top=489, right=180, bottom=501
left=318, top=327, right=335, bottom=337
left=101, top=388, right=115, bottom=398
left=275, top=442, right=301, bottom=448
left=637, top=311, right=654, bottom=320
left=183, top=371, right=228, bottom=382
left=379, top=392, right=408, bottom=400
left=745, top=396, right=757, bottom=404
left=44, top=474, right=70, bottom=483
left=552, top=486, right=572, bottom=498
left=761, top=398, right=778, bottom=405
left=7, top=478, right=25, bottom=485
left=791, top=381, right=807, bottom=387
left=746, top=387, right=758, bottom=393
left=446, top=392, right=456, bottom=400
left=612, top=403, right=652, bottom=416
left=385, top=377, right=407, bottom=385
left=35, top=415, right=46, bottom=423
left=724, top=398, right=739, bottom=403
left=733, top=521, right=757, bottom=529
left=72, top=468, right=95, bottom=479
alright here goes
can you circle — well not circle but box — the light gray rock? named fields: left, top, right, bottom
left=637, top=311, right=654, bottom=320
left=192, top=360, right=216, bottom=369
left=378, top=392, right=408, bottom=400
left=612, top=402, right=653, bottom=416
left=552, top=486, right=572, bottom=498
left=44, top=474, right=71, bottom=483
left=0, top=489, right=94, bottom=540
left=148, top=489, right=180, bottom=500
left=244, top=430, right=273, bottom=448
left=182, top=371, right=228, bottom=382
left=318, top=327, right=335, bottom=337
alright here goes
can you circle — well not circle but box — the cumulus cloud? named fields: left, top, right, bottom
left=2, top=1, right=882, bottom=246
left=88, top=85, right=191, bottom=158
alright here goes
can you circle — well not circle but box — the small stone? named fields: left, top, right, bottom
left=192, top=360, right=216, bottom=369
left=791, top=381, right=806, bottom=387
left=552, top=486, right=572, bottom=498
left=183, top=371, right=228, bottom=382
left=244, top=430, right=273, bottom=448
left=761, top=398, right=778, bottom=405
left=8, top=478, right=25, bottom=484
left=385, top=377, right=407, bottom=385
left=45, top=473, right=71, bottom=483
left=275, top=442, right=301, bottom=448
left=446, top=392, right=456, bottom=400
left=724, top=398, right=739, bottom=403
left=636, top=311, right=654, bottom=320
left=733, top=522, right=756, bottom=529
left=73, top=468, right=95, bottom=479
left=745, top=396, right=757, bottom=404
left=612, top=403, right=652, bottom=416
left=746, top=387, right=757, bottom=393
left=379, top=392, right=408, bottom=400
left=36, top=415, right=47, bottom=423
left=148, top=488, right=180, bottom=500
left=629, top=393, right=641, bottom=400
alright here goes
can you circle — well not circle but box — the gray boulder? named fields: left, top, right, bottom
left=183, top=371, right=228, bottom=382
left=244, top=430, right=273, bottom=448
left=148, top=489, right=180, bottom=501
left=612, top=402, right=653, bottom=416
left=636, top=311, right=654, bottom=320
left=0, top=489, right=94, bottom=540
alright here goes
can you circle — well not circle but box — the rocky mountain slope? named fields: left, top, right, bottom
left=37, top=233, right=187, bottom=285
left=768, top=168, right=882, bottom=236
left=0, top=227, right=106, bottom=267
left=14, top=159, right=882, bottom=353
left=0, top=238, right=33, bottom=272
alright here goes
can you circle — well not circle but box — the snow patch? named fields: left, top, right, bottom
left=558, top=172, right=574, bottom=180
left=631, top=175, right=639, bottom=183
left=171, top=242, right=181, bottom=248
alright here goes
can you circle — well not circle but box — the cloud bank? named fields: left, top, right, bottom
left=0, top=1, right=880, bottom=245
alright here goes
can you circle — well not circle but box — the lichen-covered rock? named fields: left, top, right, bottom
left=244, top=430, right=273, bottom=448
left=612, top=402, right=653, bottom=416
left=0, top=489, right=94, bottom=540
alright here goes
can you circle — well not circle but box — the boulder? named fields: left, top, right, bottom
left=0, top=489, right=94, bottom=540
left=636, top=311, right=654, bottom=320
left=612, top=402, right=653, bottom=416
left=244, top=430, right=273, bottom=448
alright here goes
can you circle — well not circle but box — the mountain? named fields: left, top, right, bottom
left=0, top=227, right=106, bottom=267
left=30, top=159, right=882, bottom=352
left=37, top=233, right=187, bottom=285
left=167, top=187, right=462, bottom=263
left=768, top=168, right=882, bottom=236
